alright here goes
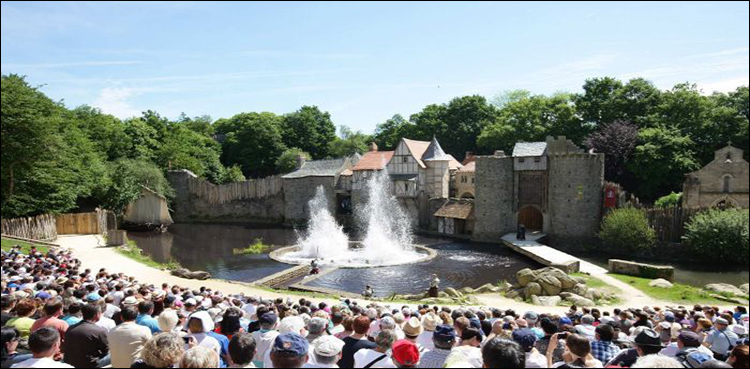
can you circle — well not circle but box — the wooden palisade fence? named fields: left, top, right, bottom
left=1, top=214, right=58, bottom=241
left=186, top=175, right=283, bottom=205
left=644, top=206, right=705, bottom=243
left=2, top=208, right=113, bottom=242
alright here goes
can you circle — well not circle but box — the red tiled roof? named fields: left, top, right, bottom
left=352, top=151, right=395, bottom=171
left=457, top=161, right=475, bottom=173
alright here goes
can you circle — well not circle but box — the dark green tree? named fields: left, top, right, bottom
left=215, top=112, right=287, bottom=178
left=329, top=126, right=372, bottom=158
left=373, top=114, right=415, bottom=150
left=281, top=106, right=337, bottom=160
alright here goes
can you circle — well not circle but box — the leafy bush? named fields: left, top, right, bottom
left=276, top=148, right=311, bottom=174
left=599, top=207, right=656, bottom=252
left=683, top=208, right=749, bottom=264
left=655, top=192, right=682, bottom=208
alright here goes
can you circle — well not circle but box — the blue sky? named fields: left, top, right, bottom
left=2, top=1, right=748, bottom=133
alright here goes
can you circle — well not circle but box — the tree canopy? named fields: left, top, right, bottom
left=1, top=73, right=747, bottom=217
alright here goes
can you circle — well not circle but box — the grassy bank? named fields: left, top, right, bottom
left=115, top=240, right=180, bottom=270
left=1, top=237, right=51, bottom=254
left=571, top=273, right=623, bottom=305
left=609, top=274, right=728, bottom=305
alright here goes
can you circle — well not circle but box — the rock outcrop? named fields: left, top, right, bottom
left=171, top=268, right=212, bottom=280
left=649, top=279, right=674, bottom=289
left=704, top=283, right=745, bottom=296
left=509, top=267, right=604, bottom=306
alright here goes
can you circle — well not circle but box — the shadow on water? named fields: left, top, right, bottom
left=127, top=223, right=748, bottom=294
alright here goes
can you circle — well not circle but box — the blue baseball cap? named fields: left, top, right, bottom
left=664, top=312, right=675, bottom=323
left=36, top=291, right=51, bottom=300
left=260, top=313, right=278, bottom=326
left=433, top=324, right=457, bottom=343
left=85, top=293, right=102, bottom=302
left=559, top=317, right=573, bottom=326
left=512, top=328, right=538, bottom=350
left=272, top=333, right=308, bottom=357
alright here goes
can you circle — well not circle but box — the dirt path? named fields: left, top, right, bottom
left=55, top=234, right=728, bottom=312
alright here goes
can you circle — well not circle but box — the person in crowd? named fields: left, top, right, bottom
left=511, top=328, right=546, bottom=368
left=546, top=333, right=602, bottom=368
left=590, top=324, right=621, bottom=364
left=391, top=340, right=420, bottom=368
left=340, top=316, right=377, bottom=368
left=631, top=354, right=682, bottom=368
left=607, top=328, right=663, bottom=367
left=186, top=310, right=222, bottom=356
left=136, top=301, right=161, bottom=335
left=131, top=332, right=185, bottom=369
left=61, top=302, right=82, bottom=327
left=252, top=312, right=279, bottom=368
left=62, top=303, right=109, bottom=368
left=1, top=295, right=16, bottom=327
left=181, top=346, right=221, bottom=368
left=5, top=299, right=36, bottom=345
left=10, top=327, right=73, bottom=368
left=270, top=333, right=309, bottom=369
left=310, top=335, right=346, bottom=368
left=354, top=329, right=397, bottom=368
left=481, top=338, right=525, bottom=369
left=228, top=332, right=257, bottom=368
left=727, top=345, right=749, bottom=369
left=30, top=298, right=69, bottom=343
left=417, top=324, right=456, bottom=368
left=107, top=305, right=152, bottom=368
left=307, top=317, right=329, bottom=344
left=663, top=330, right=713, bottom=362
left=418, top=312, right=440, bottom=352
left=2, top=327, right=31, bottom=367
left=705, top=317, right=739, bottom=361
left=575, top=315, right=597, bottom=340
left=402, top=317, right=427, bottom=353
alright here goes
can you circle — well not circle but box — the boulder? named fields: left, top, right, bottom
left=564, top=293, right=595, bottom=307
left=537, top=296, right=562, bottom=307
left=585, top=289, right=603, bottom=301
left=571, top=276, right=587, bottom=286
left=438, top=292, right=449, bottom=299
left=497, top=281, right=513, bottom=292
left=538, top=275, right=563, bottom=296
left=445, top=287, right=462, bottom=298
left=505, top=289, right=522, bottom=299
left=524, top=282, right=542, bottom=301
left=710, top=294, right=749, bottom=305
left=516, top=268, right=537, bottom=287
left=609, top=259, right=674, bottom=282
left=539, top=267, right=578, bottom=290
left=741, top=284, right=749, bottom=295
left=171, top=268, right=211, bottom=280
left=705, top=283, right=745, bottom=296
left=475, top=284, right=497, bottom=294
left=572, top=283, right=589, bottom=296
left=550, top=261, right=580, bottom=274
left=559, top=292, right=574, bottom=299
left=460, top=287, right=475, bottom=295
left=649, top=279, right=674, bottom=289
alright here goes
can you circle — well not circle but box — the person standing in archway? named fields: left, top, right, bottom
left=517, top=224, right=527, bottom=241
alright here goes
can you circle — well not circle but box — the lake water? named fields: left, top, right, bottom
left=128, top=223, right=749, bottom=295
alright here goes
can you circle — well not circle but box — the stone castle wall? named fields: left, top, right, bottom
left=547, top=153, right=604, bottom=246
left=473, top=155, right=515, bottom=242
left=284, top=177, right=338, bottom=225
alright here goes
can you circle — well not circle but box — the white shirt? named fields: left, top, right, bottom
left=189, top=333, right=222, bottom=355
left=354, top=349, right=396, bottom=368
left=11, top=357, right=74, bottom=368
left=107, top=321, right=152, bottom=369
left=96, top=316, right=116, bottom=332
left=525, top=351, right=548, bottom=368
left=110, top=291, right=125, bottom=306
left=104, top=304, right=121, bottom=319
left=252, top=329, right=280, bottom=365
left=660, top=343, right=714, bottom=358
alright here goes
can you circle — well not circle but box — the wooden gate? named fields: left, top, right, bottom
left=518, top=206, right=543, bottom=231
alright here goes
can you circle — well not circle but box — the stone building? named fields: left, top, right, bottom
left=282, top=156, right=358, bottom=224
left=683, top=145, right=749, bottom=209
left=385, top=137, right=462, bottom=227
left=455, top=155, right=476, bottom=199
left=473, top=136, right=604, bottom=246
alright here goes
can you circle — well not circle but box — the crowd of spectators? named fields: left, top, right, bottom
left=2, top=244, right=749, bottom=368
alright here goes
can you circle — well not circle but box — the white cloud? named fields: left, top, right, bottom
left=92, top=87, right=141, bottom=118
left=0, top=60, right=142, bottom=69
left=698, top=76, right=749, bottom=94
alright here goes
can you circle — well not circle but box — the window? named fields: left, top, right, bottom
left=403, top=157, right=408, bottom=163
left=723, top=175, right=731, bottom=193
left=404, top=183, right=410, bottom=193
left=471, top=177, right=475, bottom=184
left=519, top=157, right=525, bottom=163
left=534, top=157, right=541, bottom=163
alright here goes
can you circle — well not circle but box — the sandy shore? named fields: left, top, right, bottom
left=55, top=234, right=730, bottom=312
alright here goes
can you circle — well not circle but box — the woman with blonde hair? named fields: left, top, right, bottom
left=131, top=333, right=185, bottom=368
left=180, top=346, right=220, bottom=368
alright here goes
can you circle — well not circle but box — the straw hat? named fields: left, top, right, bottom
left=403, top=317, right=423, bottom=337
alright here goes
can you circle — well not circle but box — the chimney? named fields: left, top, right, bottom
left=463, top=152, right=476, bottom=165
left=296, top=155, right=307, bottom=170
left=369, top=142, right=379, bottom=152
left=494, top=150, right=506, bottom=157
